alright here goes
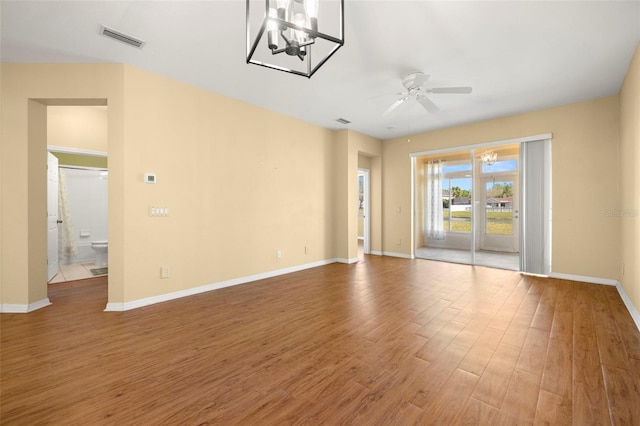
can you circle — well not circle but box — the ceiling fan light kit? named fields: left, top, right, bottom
left=246, top=0, right=344, bottom=78
left=383, top=72, right=473, bottom=116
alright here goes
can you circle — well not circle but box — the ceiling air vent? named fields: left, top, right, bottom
left=100, top=25, right=145, bottom=48
left=336, top=118, right=351, bottom=124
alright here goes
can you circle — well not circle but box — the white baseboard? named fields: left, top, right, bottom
left=1, top=298, right=51, bottom=313
left=382, top=251, right=414, bottom=259
left=615, top=282, right=640, bottom=332
left=336, top=257, right=359, bottom=264
left=101, top=260, right=640, bottom=333
left=370, top=250, right=383, bottom=256
left=104, top=258, right=339, bottom=312
left=550, top=272, right=640, bottom=332
left=549, top=272, right=618, bottom=286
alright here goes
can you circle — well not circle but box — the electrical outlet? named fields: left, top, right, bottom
left=304, top=246, right=308, bottom=254
left=161, top=266, right=169, bottom=279
left=276, top=250, right=282, bottom=259
left=396, top=238, right=402, bottom=246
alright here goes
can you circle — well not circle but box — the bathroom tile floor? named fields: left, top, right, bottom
left=49, top=262, right=107, bottom=284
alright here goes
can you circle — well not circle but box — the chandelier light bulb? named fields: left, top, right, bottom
left=275, top=0, right=290, bottom=24
left=304, top=0, right=319, bottom=18
left=276, top=0, right=290, bottom=10
left=293, top=13, right=308, bottom=42
left=267, top=8, right=278, bottom=50
left=304, top=0, right=319, bottom=33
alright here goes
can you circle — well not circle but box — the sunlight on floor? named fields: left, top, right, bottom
left=416, top=247, right=519, bottom=270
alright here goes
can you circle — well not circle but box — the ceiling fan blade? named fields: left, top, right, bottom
left=383, top=97, right=407, bottom=116
left=416, top=95, right=440, bottom=113
left=430, top=86, right=473, bottom=94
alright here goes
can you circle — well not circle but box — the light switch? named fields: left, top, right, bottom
left=149, top=206, right=169, bottom=217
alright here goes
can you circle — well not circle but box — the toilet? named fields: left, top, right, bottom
left=91, top=241, right=108, bottom=267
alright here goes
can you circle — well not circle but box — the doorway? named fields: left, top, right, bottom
left=47, top=152, right=60, bottom=281
left=480, top=177, right=519, bottom=252
left=358, top=168, right=371, bottom=255
left=414, top=143, right=521, bottom=270
left=48, top=162, right=109, bottom=283
left=46, top=104, right=109, bottom=284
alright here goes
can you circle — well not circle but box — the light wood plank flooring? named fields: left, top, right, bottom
left=2, top=255, right=640, bottom=424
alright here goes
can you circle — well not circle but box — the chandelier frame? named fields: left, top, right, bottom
left=246, top=0, right=344, bottom=78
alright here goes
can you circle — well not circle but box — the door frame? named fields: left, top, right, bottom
left=47, top=145, right=108, bottom=273
left=411, top=133, right=552, bottom=269
left=47, top=152, right=59, bottom=282
left=358, top=168, right=371, bottom=255
left=478, top=170, right=519, bottom=253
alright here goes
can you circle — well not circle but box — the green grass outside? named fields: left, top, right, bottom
left=444, top=210, right=512, bottom=220
left=445, top=220, right=513, bottom=235
left=442, top=209, right=513, bottom=234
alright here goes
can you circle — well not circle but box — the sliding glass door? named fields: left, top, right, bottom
left=414, top=144, right=522, bottom=270
left=414, top=137, right=551, bottom=272
left=415, top=151, right=474, bottom=265
left=480, top=177, right=519, bottom=253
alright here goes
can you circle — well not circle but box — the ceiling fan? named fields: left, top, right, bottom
left=383, top=72, right=472, bottom=115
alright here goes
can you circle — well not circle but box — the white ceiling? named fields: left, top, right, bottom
left=2, top=1, right=639, bottom=140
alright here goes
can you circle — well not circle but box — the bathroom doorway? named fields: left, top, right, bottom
left=47, top=105, right=108, bottom=283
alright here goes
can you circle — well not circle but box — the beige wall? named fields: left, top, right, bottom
left=334, top=130, right=382, bottom=261
left=120, top=65, right=336, bottom=301
left=619, top=43, right=640, bottom=312
left=333, top=130, right=350, bottom=261
left=0, top=63, right=125, bottom=307
left=352, top=132, right=382, bottom=256
left=0, top=63, right=340, bottom=307
left=27, top=101, right=48, bottom=304
left=383, top=95, right=621, bottom=281
left=48, top=106, right=108, bottom=152
left=1, top=57, right=635, bottom=314
left=358, top=155, right=371, bottom=170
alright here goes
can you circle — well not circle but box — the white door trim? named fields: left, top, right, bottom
left=47, top=145, right=107, bottom=157
left=47, top=152, right=59, bottom=282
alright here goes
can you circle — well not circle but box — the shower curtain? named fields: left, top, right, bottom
left=58, top=168, right=78, bottom=260
left=426, top=160, right=446, bottom=241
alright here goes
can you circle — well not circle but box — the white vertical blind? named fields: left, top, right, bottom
left=520, top=139, right=552, bottom=275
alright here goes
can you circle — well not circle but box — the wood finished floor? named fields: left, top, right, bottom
left=2, top=255, right=640, bottom=425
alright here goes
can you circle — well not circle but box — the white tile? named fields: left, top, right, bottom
left=60, top=263, right=92, bottom=281
left=48, top=273, right=65, bottom=284
left=416, top=247, right=519, bottom=271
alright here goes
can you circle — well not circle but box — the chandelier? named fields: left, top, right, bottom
left=246, top=0, right=344, bottom=78
left=480, top=150, right=498, bottom=166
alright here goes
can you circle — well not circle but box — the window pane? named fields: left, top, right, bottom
left=443, top=164, right=471, bottom=174
left=443, top=207, right=450, bottom=231
left=482, top=159, right=517, bottom=174
left=485, top=181, right=513, bottom=235
left=450, top=177, right=472, bottom=233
